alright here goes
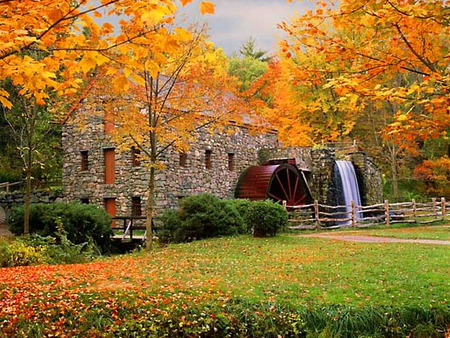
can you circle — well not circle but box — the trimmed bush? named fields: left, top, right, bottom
left=245, top=200, right=288, bottom=237
left=227, top=198, right=252, bottom=234
left=157, top=194, right=244, bottom=243
left=7, top=202, right=112, bottom=252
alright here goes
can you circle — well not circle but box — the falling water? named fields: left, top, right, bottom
left=334, top=160, right=362, bottom=225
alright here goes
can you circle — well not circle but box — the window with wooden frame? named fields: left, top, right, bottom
left=205, top=149, right=212, bottom=169
left=228, top=153, right=235, bottom=171
left=104, top=148, right=115, bottom=184
left=131, top=197, right=142, bottom=217
left=131, top=147, right=141, bottom=167
left=179, top=152, right=187, bottom=167
left=80, top=151, right=89, bottom=171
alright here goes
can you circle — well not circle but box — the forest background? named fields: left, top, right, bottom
left=1, top=0, right=449, bottom=206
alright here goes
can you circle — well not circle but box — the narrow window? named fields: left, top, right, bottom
left=104, top=197, right=116, bottom=227
left=132, top=147, right=141, bottom=167
left=104, top=148, right=115, bottom=184
left=81, top=151, right=89, bottom=171
left=179, top=152, right=187, bottom=167
left=104, top=110, right=114, bottom=134
left=131, top=197, right=142, bottom=217
left=205, top=149, right=212, bottom=169
left=228, top=153, right=235, bottom=171
left=80, top=198, right=89, bottom=204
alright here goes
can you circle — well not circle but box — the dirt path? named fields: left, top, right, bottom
left=304, top=233, right=450, bottom=245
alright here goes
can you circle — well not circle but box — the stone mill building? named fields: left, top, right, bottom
left=62, top=109, right=383, bottom=222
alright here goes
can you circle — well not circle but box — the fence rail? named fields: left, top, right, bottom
left=0, top=182, right=22, bottom=193
left=287, top=198, right=448, bottom=229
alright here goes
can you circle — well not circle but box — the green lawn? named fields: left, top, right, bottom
left=2, top=225, right=450, bottom=337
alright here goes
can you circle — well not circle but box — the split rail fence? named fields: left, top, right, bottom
left=287, top=197, right=449, bottom=229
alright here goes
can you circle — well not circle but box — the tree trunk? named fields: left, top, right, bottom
left=145, top=166, right=155, bottom=251
left=390, top=145, right=399, bottom=198
left=23, top=151, right=32, bottom=235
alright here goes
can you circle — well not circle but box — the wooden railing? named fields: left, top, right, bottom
left=287, top=198, right=449, bottom=229
left=0, top=181, right=22, bottom=193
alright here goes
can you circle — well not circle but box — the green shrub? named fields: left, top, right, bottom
left=179, top=194, right=243, bottom=239
left=227, top=198, right=252, bottom=234
left=245, top=200, right=288, bottom=237
left=7, top=202, right=112, bottom=252
left=157, top=194, right=244, bottom=243
left=157, top=209, right=185, bottom=244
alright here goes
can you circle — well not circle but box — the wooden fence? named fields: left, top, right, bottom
left=287, top=197, right=449, bottom=229
left=0, top=182, right=22, bottom=193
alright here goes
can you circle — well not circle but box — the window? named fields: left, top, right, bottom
left=132, top=147, right=141, bottom=167
left=104, top=148, right=115, bottom=184
left=80, top=198, right=89, bottom=204
left=131, top=197, right=142, bottom=217
left=228, top=153, right=235, bottom=171
left=81, top=151, right=89, bottom=171
left=104, top=197, right=116, bottom=227
left=179, top=152, right=187, bottom=167
left=205, top=149, right=212, bottom=169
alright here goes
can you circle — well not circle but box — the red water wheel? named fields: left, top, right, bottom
left=235, top=163, right=308, bottom=207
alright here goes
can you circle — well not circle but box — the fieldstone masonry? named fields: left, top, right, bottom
left=62, top=110, right=383, bottom=218
left=62, top=113, right=279, bottom=217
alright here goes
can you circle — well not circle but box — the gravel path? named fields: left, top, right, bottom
left=305, top=233, right=450, bottom=245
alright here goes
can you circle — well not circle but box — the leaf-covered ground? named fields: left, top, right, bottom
left=1, top=227, right=450, bottom=336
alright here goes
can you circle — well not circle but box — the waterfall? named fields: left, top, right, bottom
left=334, top=160, right=362, bottom=225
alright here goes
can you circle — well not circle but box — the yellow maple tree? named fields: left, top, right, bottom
left=78, top=24, right=250, bottom=249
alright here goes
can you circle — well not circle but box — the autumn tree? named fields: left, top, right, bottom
left=1, top=0, right=214, bottom=234
left=274, top=0, right=449, bottom=196
left=82, top=25, right=247, bottom=250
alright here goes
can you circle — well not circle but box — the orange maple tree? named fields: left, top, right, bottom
left=0, top=0, right=214, bottom=108
left=80, top=24, right=250, bottom=250
left=279, top=0, right=449, bottom=148
left=1, top=0, right=214, bottom=235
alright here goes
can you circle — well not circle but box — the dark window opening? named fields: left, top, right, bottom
left=80, top=198, right=89, bottom=204
left=132, top=147, right=141, bottom=167
left=228, top=153, right=235, bottom=171
left=132, top=197, right=142, bottom=217
left=205, top=149, right=212, bottom=169
left=81, top=151, right=89, bottom=171
left=179, top=152, right=187, bottom=167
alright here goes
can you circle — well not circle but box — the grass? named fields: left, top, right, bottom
left=2, top=226, right=450, bottom=337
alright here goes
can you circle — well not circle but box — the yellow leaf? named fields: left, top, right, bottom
left=180, top=0, right=194, bottom=5
left=200, top=2, right=215, bottom=15
left=78, top=54, right=97, bottom=73
left=0, top=95, right=12, bottom=109
left=113, top=74, right=129, bottom=92
left=145, top=59, right=160, bottom=78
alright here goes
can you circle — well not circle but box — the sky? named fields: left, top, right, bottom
left=178, top=0, right=313, bottom=56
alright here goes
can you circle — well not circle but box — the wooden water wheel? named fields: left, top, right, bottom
left=235, top=163, right=309, bottom=207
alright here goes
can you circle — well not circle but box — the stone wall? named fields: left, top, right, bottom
left=62, top=114, right=278, bottom=217
left=349, top=152, right=383, bottom=205
left=0, top=190, right=63, bottom=220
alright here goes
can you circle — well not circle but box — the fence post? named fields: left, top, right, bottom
left=412, top=199, right=417, bottom=223
left=6, top=182, right=9, bottom=193
left=314, top=200, right=320, bottom=229
left=432, top=198, right=437, bottom=219
left=384, top=200, right=389, bottom=227
left=351, top=200, right=356, bottom=227
left=441, top=197, right=446, bottom=221
left=282, top=200, right=287, bottom=209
